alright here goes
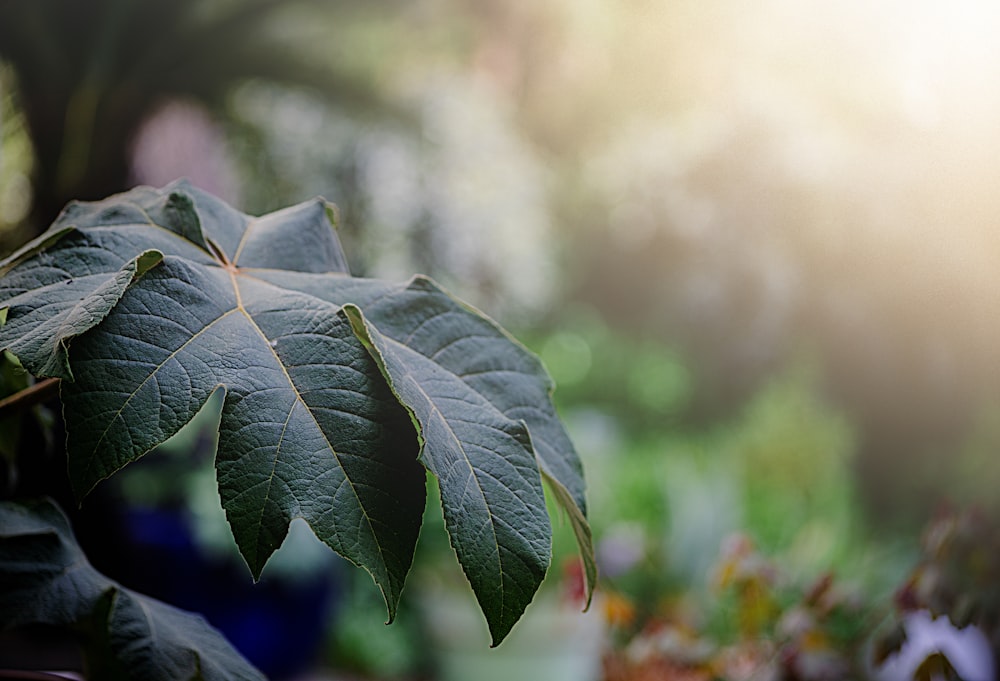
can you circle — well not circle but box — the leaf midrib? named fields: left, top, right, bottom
left=228, top=269, right=392, bottom=587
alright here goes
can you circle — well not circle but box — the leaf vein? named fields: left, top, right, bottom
left=233, top=289, right=391, bottom=576
left=82, top=308, right=239, bottom=483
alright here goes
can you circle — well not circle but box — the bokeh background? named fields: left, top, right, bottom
left=3, top=1, right=1000, bottom=679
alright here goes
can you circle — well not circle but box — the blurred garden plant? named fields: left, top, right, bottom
left=602, top=534, right=873, bottom=681
left=0, top=182, right=593, bottom=678
left=875, top=506, right=1000, bottom=680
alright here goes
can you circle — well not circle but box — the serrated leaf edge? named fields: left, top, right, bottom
left=388, top=276, right=594, bottom=606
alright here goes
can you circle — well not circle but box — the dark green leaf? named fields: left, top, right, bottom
left=0, top=497, right=265, bottom=681
left=0, top=181, right=593, bottom=641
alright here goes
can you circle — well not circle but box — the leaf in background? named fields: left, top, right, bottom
left=0, top=497, right=265, bottom=681
left=0, top=181, right=593, bottom=641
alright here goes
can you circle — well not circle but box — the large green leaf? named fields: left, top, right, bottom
left=0, top=497, right=265, bottom=680
left=0, top=181, right=593, bottom=642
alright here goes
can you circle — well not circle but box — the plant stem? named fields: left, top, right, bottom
left=0, top=378, right=60, bottom=416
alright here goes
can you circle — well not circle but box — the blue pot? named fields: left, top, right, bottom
left=110, top=504, right=342, bottom=680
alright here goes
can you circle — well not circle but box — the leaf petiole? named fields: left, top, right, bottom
left=0, top=377, right=60, bottom=417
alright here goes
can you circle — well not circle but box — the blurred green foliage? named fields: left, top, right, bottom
left=729, top=363, right=857, bottom=561
left=325, top=576, right=427, bottom=679
left=521, top=306, right=693, bottom=431
left=523, top=314, right=883, bottom=564
left=0, top=67, right=34, bottom=245
left=516, top=320, right=916, bottom=666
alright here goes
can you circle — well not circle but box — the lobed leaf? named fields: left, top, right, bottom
left=0, top=181, right=593, bottom=641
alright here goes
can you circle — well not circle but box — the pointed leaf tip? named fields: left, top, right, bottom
left=345, top=301, right=552, bottom=645
left=0, top=248, right=163, bottom=381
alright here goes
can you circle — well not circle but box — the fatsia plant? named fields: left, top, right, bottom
left=0, top=180, right=594, bottom=646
